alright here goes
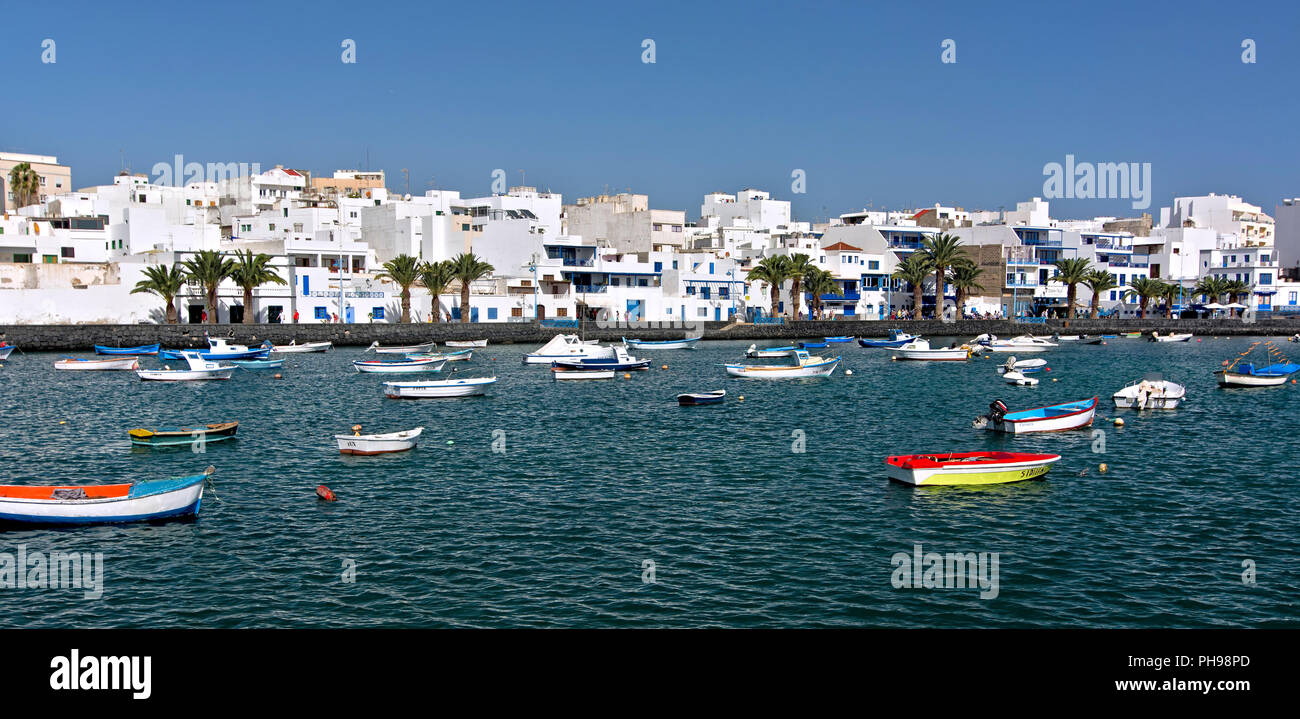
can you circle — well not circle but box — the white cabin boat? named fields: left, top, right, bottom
left=524, top=334, right=614, bottom=364
left=383, top=376, right=497, bottom=398
left=986, top=335, right=1057, bottom=352
left=137, top=352, right=236, bottom=381
left=268, top=340, right=332, bottom=353
left=724, top=349, right=840, bottom=378
left=1150, top=332, right=1193, bottom=343
left=335, top=426, right=423, bottom=455
left=892, top=339, right=969, bottom=361
left=1113, top=378, right=1186, bottom=409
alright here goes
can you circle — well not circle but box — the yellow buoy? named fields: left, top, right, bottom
left=1113, top=418, right=1124, bottom=427
left=623, top=373, right=631, bottom=379
left=661, top=364, right=668, bottom=370
left=738, top=395, right=744, bottom=402
left=59, top=420, right=66, bottom=425
left=1099, top=463, right=1108, bottom=473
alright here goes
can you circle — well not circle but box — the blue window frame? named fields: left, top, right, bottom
left=314, top=307, right=329, bottom=320
left=487, top=307, right=498, bottom=319
left=654, top=262, right=662, bottom=272
left=372, top=307, right=385, bottom=319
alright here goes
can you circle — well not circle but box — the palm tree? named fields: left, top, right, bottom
left=786, top=253, right=815, bottom=320
left=1052, top=257, right=1094, bottom=323
left=1159, top=282, right=1181, bottom=319
left=450, top=252, right=495, bottom=323
left=130, top=264, right=186, bottom=324
left=1222, top=279, right=1252, bottom=316
left=6, top=162, right=41, bottom=209
left=803, top=268, right=839, bottom=320
left=1084, top=270, right=1119, bottom=319
left=181, top=250, right=235, bottom=324
left=375, top=255, right=423, bottom=323
left=891, top=253, right=933, bottom=319
left=921, top=233, right=967, bottom=318
left=228, top=249, right=287, bottom=324
left=947, top=259, right=985, bottom=318
left=418, top=260, right=455, bottom=322
left=1123, top=277, right=1165, bottom=318
left=1193, top=276, right=1229, bottom=310
left=746, top=255, right=793, bottom=319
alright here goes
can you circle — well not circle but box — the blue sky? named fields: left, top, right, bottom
left=2, top=0, right=1296, bottom=221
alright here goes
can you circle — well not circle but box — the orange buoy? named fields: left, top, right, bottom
left=316, top=485, right=337, bottom=501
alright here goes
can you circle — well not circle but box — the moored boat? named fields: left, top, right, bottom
left=405, top=349, right=473, bottom=362
left=1151, top=331, right=1193, bottom=343
left=1113, top=377, right=1186, bottom=409
left=365, top=340, right=437, bottom=354
left=352, top=357, right=447, bottom=373
left=892, top=338, right=969, bottom=361
left=0, top=466, right=213, bottom=525
left=335, top=426, right=423, bottom=455
left=552, top=366, right=616, bottom=380
left=94, top=343, right=159, bottom=356
left=1215, top=341, right=1300, bottom=387
left=725, top=349, right=840, bottom=378
left=137, top=352, right=236, bottom=381
left=524, top=334, right=614, bottom=364
left=798, top=341, right=830, bottom=349
left=159, top=335, right=269, bottom=361
left=0, top=344, right=14, bottom=360
left=623, top=336, right=702, bottom=350
left=383, top=376, right=497, bottom=398
left=267, top=340, right=332, bottom=353
left=824, top=336, right=854, bottom=343
left=859, top=330, right=916, bottom=348
left=745, top=344, right=796, bottom=358
left=1123, top=331, right=1143, bottom=338
left=884, top=451, right=1061, bottom=486
left=1002, top=370, right=1039, bottom=386
left=232, top=358, right=285, bottom=370
left=445, top=339, right=488, bottom=348
left=986, top=335, right=1057, bottom=352
left=975, top=397, right=1098, bottom=434
left=1082, top=337, right=1107, bottom=345
left=54, top=356, right=139, bottom=371
left=553, top=346, right=650, bottom=371
left=677, top=389, right=725, bottom=406
left=995, top=357, right=1048, bottom=374
left=128, top=422, right=239, bottom=447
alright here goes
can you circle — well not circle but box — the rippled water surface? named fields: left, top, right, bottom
left=0, top=335, right=1296, bottom=627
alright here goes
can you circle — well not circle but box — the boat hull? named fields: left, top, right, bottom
left=336, top=427, right=422, bottom=455
left=232, top=359, right=284, bottom=369
left=445, top=340, right=488, bottom=348
left=623, top=337, right=701, bottom=350
left=987, top=398, right=1098, bottom=434
left=0, top=472, right=207, bottom=525
left=352, top=359, right=446, bottom=373
left=884, top=452, right=1061, bottom=486
left=137, top=368, right=235, bottom=381
left=1113, top=380, right=1185, bottom=409
left=383, top=377, right=496, bottom=398
left=725, top=357, right=840, bottom=378
left=858, top=338, right=911, bottom=348
left=269, top=341, right=331, bottom=353
left=129, top=422, right=239, bottom=447
left=94, top=344, right=159, bottom=356
left=160, top=348, right=270, bottom=361
left=54, top=358, right=139, bottom=371
left=0, top=346, right=14, bottom=360
left=894, top=348, right=969, bottom=360
left=1218, top=372, right=1289, bottom=387
left=678, top=391, right=725, bottom=405
left=552, top=368, right=616, bottom=380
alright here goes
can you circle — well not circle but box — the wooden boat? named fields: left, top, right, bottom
left=445, top=339, right=488, bottom=348
left=677, top=389, right=726, bottom=406
left=352, top=357, right=446, bottom=373
left=824, top=336, right=854, bottom=343
left=0, top=466, right=213, bottom=525
left=745, top=344, right=796, bottom=358
left=1082, top=337, right=1107, bottom=345
left=524, top=334, right=613, bottom=364
left=232, top=358, right=284, bottom=369
left=1002, top=370, right=1039, bottom=386
left=623, top=336, right=702, bottom=350
left=995, top=357, right=1048, bottom=374
left=1150, top=331, right=1193, bottom=342
left=365, top=340, right=436, bottom=354
left=1216, top=341, right=1299, bottom=387
left=137, top=352, right=236, bottom=381
left=160, top=336, right=269, bottom=361
left=335, top=426, right=423, bottom=455
left=94, top=343, right=159, bottom=356
left=1123, top=331, right=1143, bottom=338
left=892, top=339, right=969, bottom=361
left=405, top=349, right=473, bottom=362
left=128, top=422, right=239, bottom=447
left=986, top=335, right=1057, bottom=352
left=976, top=397, right=1098, bottom=434
left=798, top=341, right=830, bottom=349
left=884, top=451, right=1061, bottom=486
left=0, top=345, right=14, bottom=360
left=725, top=349, right=840, bottom=378
left=553, top=346, right=650, bottom=371
left=1113, top=378, right=1186, bottom=409
left=552, top=366, right=616, bottom=380
left=267, top=340, right=332, bottom=353
left=383, top=376, right=497, bottom=398
left=859, top=330, right=916, bottom=348
left=54, top=356, right=139, bottom=371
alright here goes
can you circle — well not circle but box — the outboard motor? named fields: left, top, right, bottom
left=988, top=400, right=1008, bottom=423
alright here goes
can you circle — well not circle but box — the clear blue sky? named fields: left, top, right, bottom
left=3, top=0, right=1296, bottom=221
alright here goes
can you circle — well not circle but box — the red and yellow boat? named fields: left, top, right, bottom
left=884, top=451, right=1061, bottom=486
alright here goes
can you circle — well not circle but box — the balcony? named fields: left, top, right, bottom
left=1106, top=260, right=1149, bottom=268
left=561, top=257, right=594, bottom=267
left=573, top=284, right=607, bottom=293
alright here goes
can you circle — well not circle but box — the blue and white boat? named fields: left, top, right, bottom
left=94, top=343, right=160, bottom=356
left=623, top=336, right=701, bottom=350
left=552, top=346, right=650, bottom=371
left=232, top=358, right=285, bottom=370
left=725, top=349, right=840, bottom=379
left=677, top=389, right=725, bottom=406
left=976, top=397, right=1098, bottom=434
left=745, top=344, right=796, bottom=358
left=798, top=341, right=830, bottom=349
left=858, top=330, right=916, bottom=348
left=824, top=336, right=854, bottom=343
left=1216, top=341, right=1300, bottom=386
left=160, top=335, right=269, bottom=361
left=0, top=466, right=212, bottom=525
left=524, top=334, right=614, bottom=364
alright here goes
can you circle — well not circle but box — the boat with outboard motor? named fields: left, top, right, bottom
left=974, top=397, right=1098, bottom=434
left=859, top=330, right=917, bottom=348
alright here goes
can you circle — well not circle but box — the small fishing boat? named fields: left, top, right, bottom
left=623, top=336, right=702, bottom=350
left=160, top=335, right=269, bottom=361
left=677, top=389, right=726, bottom=406
left=128, top=422, right=239, bottom=447
left=1082, top=337, right=1107, bottom=345
left=365, top=340, right=437, bottom=354
left=884, top=451, right=1061, bottom=486
left=892, top=339, right=969, bottom=361
left=232, top=358, right=285, bottom=370
left=405, top=349, right=473, bottom=362
left=725, top=349, right=840, bottom=379
left=137, top=352, right=236, bottom=381
left=552, top=366, right=616, bottom=380
left=267, top=340, right=332, bottom=353
left=1113, top=377, right=1186, bottom=409
left=986, top=335, right=1057, bottom=352
left=0, top=344, right=14, bottom=360
left=824, top=336, right=854, bottom=343
left=1150, top=331, right=1193, bottom=343
left=1216, top=341, right=1300, bottom=387
left=995, top=357, right=1048, bottom=374
left=0, top=466, right=213, bottom=525
left=383, top=376, right=497, bottom=398
left=1054, top=334, right=1081, bottom=342
left=335, top=425, right=423, bottom=455
left=54, top=356, right=139, bottom=371
left=524, top=334, right=614, bottom=364
left=798, top=341, right=830, bottom=349
left=94, top=343, right=159, bottom=356
left=352, top=357, right=447, bottom=373
left=445, top=339, right=488, bottom=348
left=975, top=397, right=1098, bottom=434
left=745, top=344, right=796, bottom=358
left=1002, top=371, right=1039, bottom=386
left=859, top=330, right=916, bottom=348
left=1123, top=331, right=1143, bottom=338
left=553, top=346, right=650, bottom=371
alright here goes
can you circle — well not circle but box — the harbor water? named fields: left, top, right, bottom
left=0, top=336, right=1296, bottom=627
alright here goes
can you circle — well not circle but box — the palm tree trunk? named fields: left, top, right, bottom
left=243, top=287, right=254, bottom=323
left=1065, top=285, right=1076, bottom=326
left=167, top=299, right=178, bottom=324
left=933, top=267, right=944, bottom=319
left=770, top=284, right=779, bottom=319
left=460, top=285, right=470, bottom=323
left=431, top=294, right=441, bottom=323
left=913, top=285, right=923, bottom=318
left=791, top=278, right=802, bottom=320
left=401, top=288, right=411, bottom=323
left=208, top=287, right=218, bottom=324
left=1090, top=295, right=1100, bottom=319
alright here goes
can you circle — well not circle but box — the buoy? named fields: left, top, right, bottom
left=1051, top=378, right=1058, bottom=382
left=845, top=369, right=853, bottom=376
left=1098, top=463, right=1108, bottom=474
left=59, top=420, right=66, bottom=425
left=352, top=424, right=362, bottom=436
left=273, top=373, right=283, bottom=379
left=738, top=395, right=744, bottom=402
left=1113, top=418, right=1124, bottom=427
left=1045, top=367, right=1051, bottom=371
left=661, top=364, right=668, bottom=370
left=623, top=372, right=631, bottom=379
left=446, top=440, right=454, bottom=445
left=316, top=485, right=337, bottom=501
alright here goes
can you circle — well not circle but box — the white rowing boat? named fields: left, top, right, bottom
left=335, top=426, right=423, bottom=455
left=892, top=339, right=969, bottom=361
left=1113, top=378, right=1186, bottom=409
left=54, top=357, right=140, bottom=371
left=268, top=340, right=332, bottom=353
left=137, top=352, right=236, bottom=381
left=724, top=349, right=840, bottom=378
left=383, top=376, right=497, bottom=398
left=445, top=339, right=488, bottom=348
left=366, top=340, right=437, bottom=354
left=352, top=357, right=447, bottom=373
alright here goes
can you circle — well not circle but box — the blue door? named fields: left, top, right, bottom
left=302, top=275, right=309, bottom=295
left=714, top=307, right=720, bottom=321
left=627, top=300, right=643, bottom=321
left=344, top=305, right=354, bottom=323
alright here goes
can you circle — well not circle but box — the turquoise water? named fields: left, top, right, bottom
left=0, top=336, right=1296, bottom=627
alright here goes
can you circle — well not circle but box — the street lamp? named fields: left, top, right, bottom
left=528, top=252, right=539, bottom=321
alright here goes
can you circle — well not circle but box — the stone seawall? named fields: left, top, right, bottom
left=1, top=317, right=1296, bottom=351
